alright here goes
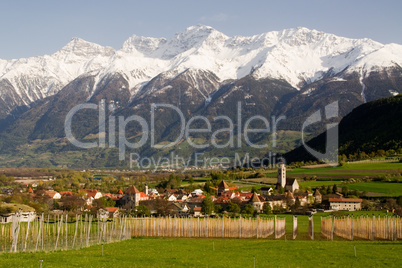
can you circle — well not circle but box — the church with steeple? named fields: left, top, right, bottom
left=276, top=163, right=299, bottom=193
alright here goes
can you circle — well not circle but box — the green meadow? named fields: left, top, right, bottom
left=287, top=161, right=402, bottom=177
left=347, top=182, right=402, bottom=197
left=0, top=238, right=401, bottom=268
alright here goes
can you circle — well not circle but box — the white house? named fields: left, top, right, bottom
left=81, top=189, right=102, bottom=199
left=148, top=188, right=159, bottom=195
left=98, top=207, right=119, bottom=219
left=329, top=198, right=363, bottom=211
left=249, top=193, right=264, bottom=213
left=0, top=204, right=36, bottom=223
left=45, top=190, right=61, bottom=200
left=170, top=203, right=190, bottom=216
left=193, top=207, right=202, bottom=217
left=260, top=187, right=273, bottom=196
left=191, top=189, right=203, bottom=196
left=167, top=194, right=177, bottom=202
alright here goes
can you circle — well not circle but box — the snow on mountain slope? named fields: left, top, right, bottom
left=0, top=25, right=401, bottom=112
left=115, top=25, right=398, bottom=89
left=0, top=38, right=114, bottom=107
left=352, top=43, right=402, bottom=70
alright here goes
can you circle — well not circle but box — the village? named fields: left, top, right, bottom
left=0, top=164, right=363, bottom=223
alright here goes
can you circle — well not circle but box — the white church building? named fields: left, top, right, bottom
left=276, top=163, right=299, bottom=192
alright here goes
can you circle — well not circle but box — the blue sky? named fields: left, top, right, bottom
left=0, top=0, right=401, bottom=59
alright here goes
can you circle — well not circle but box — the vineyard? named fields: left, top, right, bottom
left=0, top=211, right=131, bottom=253
left=321, top=215, right=402, bottom=240
left=130, top=216, right=288, bottom=239
left=1, top=213, right=401, bottom=255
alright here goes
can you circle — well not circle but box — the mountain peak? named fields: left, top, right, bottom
left=158, top=25, right=228, bottom=59
left=121, top=34, right=167, bottom=55
left=183, top=24, right=216, bottom=33
left=180, top=24, right=227, bottom=39
left=57, top=37, right=115, bottom=57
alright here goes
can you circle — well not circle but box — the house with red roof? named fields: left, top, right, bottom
left=105, top=207, right=119, bottom=218
left=239, top=192, right=254, bottom=201
left=314, top=189, right=322, bottom=203
left=140, top=192, right=149, bottom=201
left=80, top=189, right=102, bottom=206
left=329, top=198, right=363, bottom=211
left=97, top=207, right=120, bottom=219
left=60, top=191, right=73, bottom=197
left=120, top=185, right=141, bottom=207
left=81, top=189, right=102, bottom=199
left=193, top=206, right=202, bottom=217
left=220, top=191, right=235, bottom=199
left=169, top=203, right=190, bottom=216
left=44, top=190, right=61, bottom=200
left=218, top=180, right=230, bottom=195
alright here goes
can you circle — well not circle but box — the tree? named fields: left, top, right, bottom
left=332, top=184, right=338, bottom=194
left=272, top=205, right=284, bottom=214
left=326, top=185, right=331, bottom=194
left=201, top=197, right=215, bottom=215
left=61, top=195, right=85, bottom=211
left=377, top=150, right=386, bottom=157
left=361, top=199, right=374, bottom=211
left=214, top=204, right=223, bottom=213
left=253, top=210, right=258, bottom=217
left=134, top=205, right=150, bottom=217
left=263, top=202, right=272, bottom=215
left=226, top=202, right=240, bottom=214
left=53, top=200, right=60, bottom=210
left=294, top=197, right=301, bottom=210
left=154, top=199, right=170, bottom=216
left=385, top=199, right=398, bottom=211
left=319, top=186, right=327, bottom=195
left=397, top=196, right=402, bottom=207
left=241, top=204, right=255, bottom=215
left=386, top=149, right=396, bottom=156
left=203, top=181, right=215, bottom=195
left=341, top=186, right=349, bottom=197
left=251, top=187, right=261, bottom=195
left=93, top=197, right=116, bottom=208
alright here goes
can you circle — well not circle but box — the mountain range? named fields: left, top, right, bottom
left=0, top=25, right=401, bottom=168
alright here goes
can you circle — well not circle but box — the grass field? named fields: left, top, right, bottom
left=284, top=161, right=402, bottom=194
left=184, top=161, right=402, bottom=195
left=346, top=182, right=402, bottom=197
left=0, top=212, right=399, bottom=267
left=0, top=238, right=401, bottom=267
left=287, top=161, right=402, bottom=179
left=298, top=181, right=343, bottom=187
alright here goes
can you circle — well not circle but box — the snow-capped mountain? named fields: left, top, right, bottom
left=0, top=37, right=114, bottom=116
left=0, top=25, right=401, bottom=168
left=1, top=25, right=401, bottom=119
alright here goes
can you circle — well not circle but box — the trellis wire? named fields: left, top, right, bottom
left=0, top=212, right=130, bottom=253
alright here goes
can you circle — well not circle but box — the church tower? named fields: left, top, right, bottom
left=277, top=163, right=286, bottom=188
